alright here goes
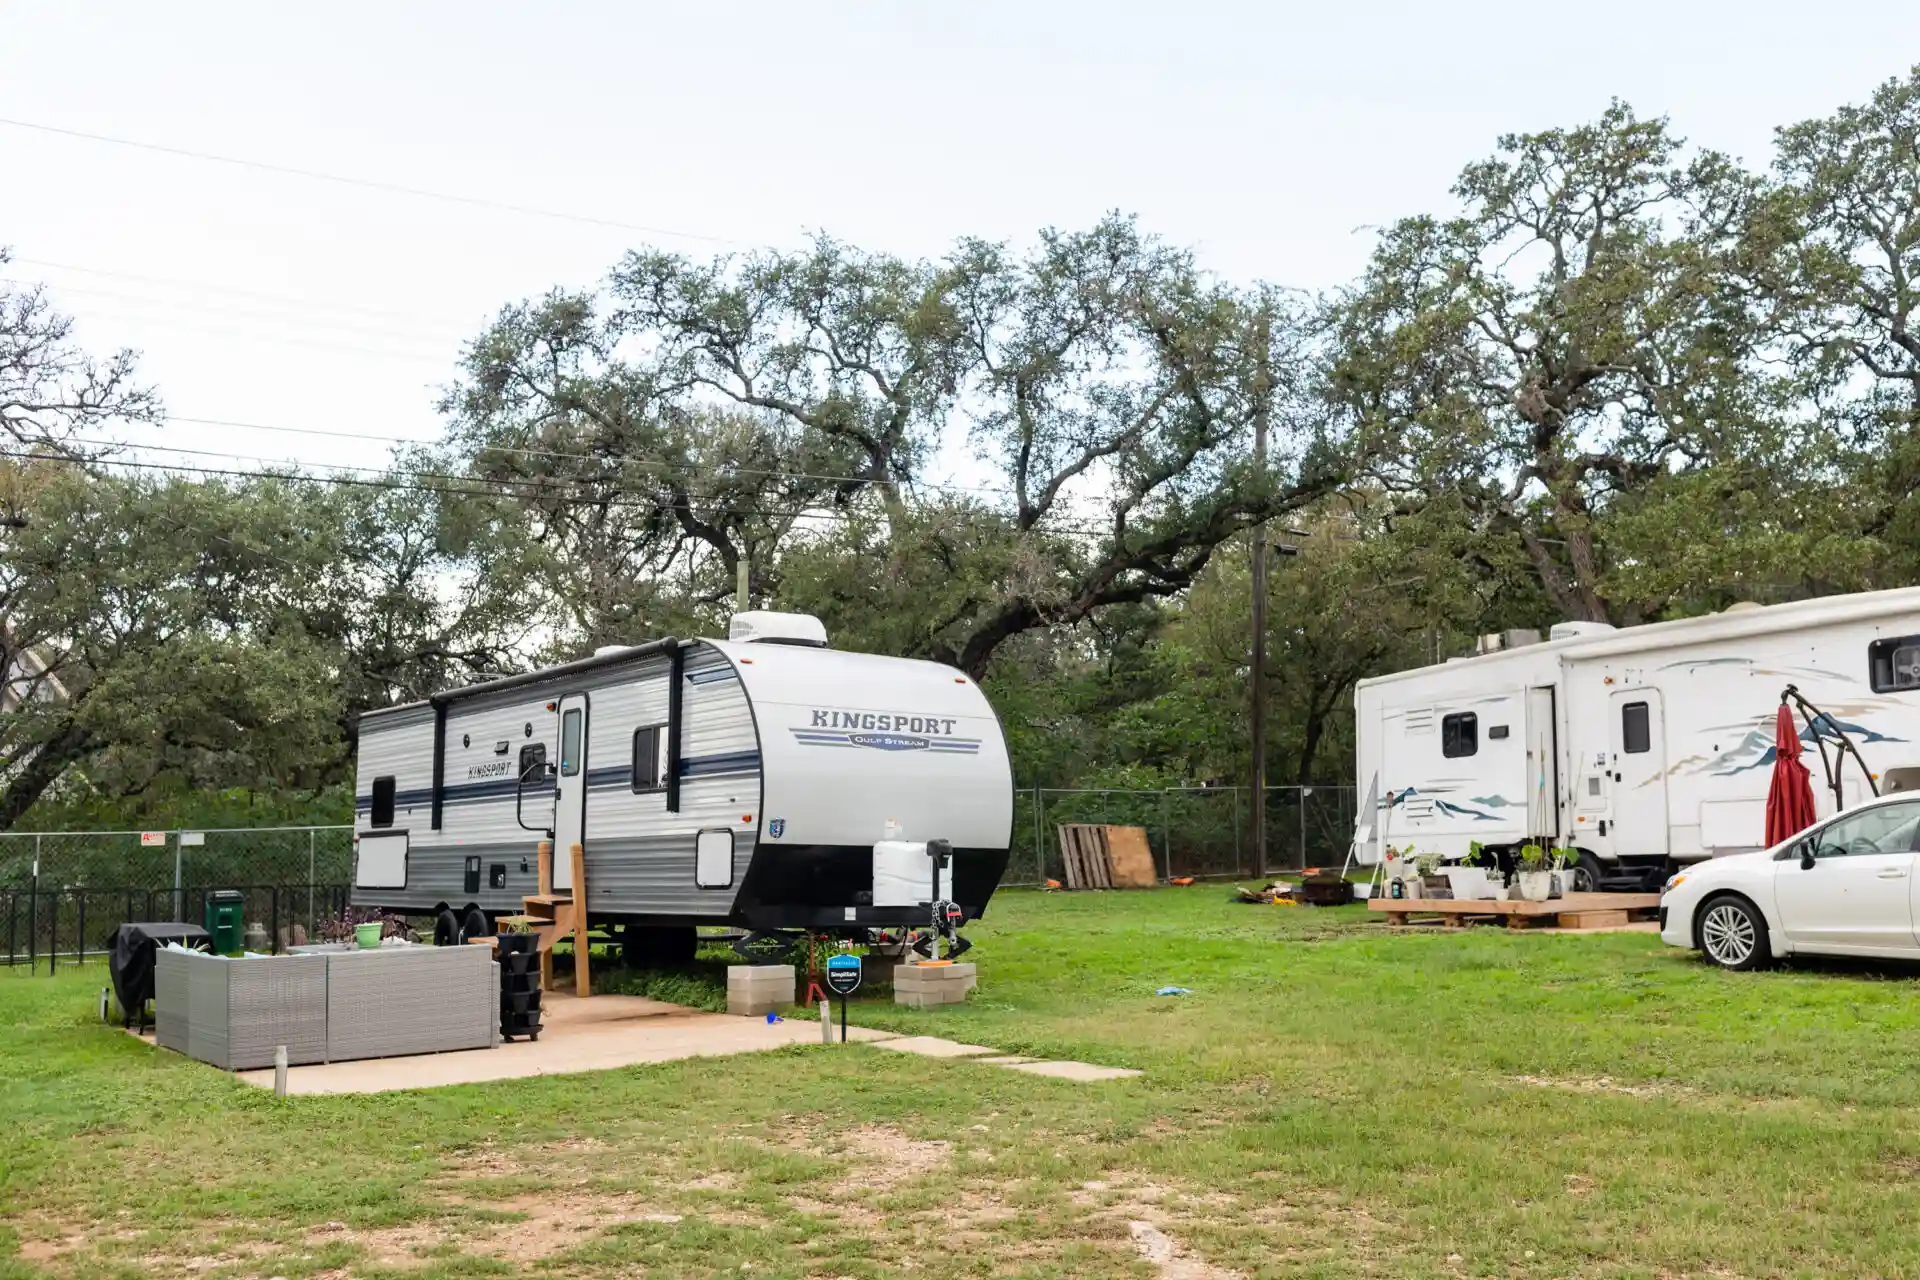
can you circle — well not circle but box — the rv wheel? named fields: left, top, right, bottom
left=432, top=907, right=461, bottom=948
left=462, top=907, right=492, bottom=941
left=1569, top=851, right=1605, bottom=894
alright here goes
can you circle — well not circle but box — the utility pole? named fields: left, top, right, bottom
left=736, top=558, right=749, bottom=612
left=1249, top=307, right=1272, bottom=879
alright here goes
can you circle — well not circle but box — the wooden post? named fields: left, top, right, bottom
left=537, top=839, right=553, bottom=898
left=570, top=841, right=589, bottom=997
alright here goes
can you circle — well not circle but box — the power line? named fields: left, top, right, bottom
left=0, top=117, right=747, bottom=246
left=160, top=414, right=1017, bottom=497
left=2, top=277, right=461, bottom=351
left=11, top=257, right=479, bottom=329
left=5, top=444, right=1120, bottom=535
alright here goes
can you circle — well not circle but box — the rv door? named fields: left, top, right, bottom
left=553, top=694, right=589, bottom=891
left=1609, top=689, right=1669, bottom=857
left=1525, top=687, right=1559, bottom=841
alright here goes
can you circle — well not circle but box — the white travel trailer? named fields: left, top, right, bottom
left=1353, top=588, right=1920, bottom=890
left=349, top=612, right=1014, bottom=954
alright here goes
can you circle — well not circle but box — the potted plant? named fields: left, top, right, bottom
left=1515, top=845, right=1552, bottom=902
left=1548, top=848, right=1582, bottom=898
left=1414, top=852, right=1450, bottom=899
left=495, top=917, right=538, bottom=957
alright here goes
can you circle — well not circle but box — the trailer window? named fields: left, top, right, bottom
left=560, top=709, right=583, bottom=777
left=1441, top=712, right=1477, bottom=758
left=1869, top=635, right=1920, bottom=693
left=517, top=742, right=547, bottom=784
left=632, top=725, right=667, bottom=792
left=1622, top=701, right=1651, bottom=754
left=370, top=775, right=396, bottom=828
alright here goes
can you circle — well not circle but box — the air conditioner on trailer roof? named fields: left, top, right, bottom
left=728, top=610, right=829, bottom=647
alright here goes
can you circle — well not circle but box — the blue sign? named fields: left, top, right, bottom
left=825, top=953, right=862, bottom=996
left=768, top=818, right=785, bottom=838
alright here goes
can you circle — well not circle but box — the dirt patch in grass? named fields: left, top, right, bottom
left=1128, top=1219, right=1245, bottom=1279
left=1512, top=1072, right=1693, bottom=1099
left=303, top=1187, right=695, bottom=1266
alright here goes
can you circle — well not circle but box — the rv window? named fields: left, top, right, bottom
left=1441, top=712, right=1478, bottom=758
left=517, top=742, right=547, bottom=784
left=632, top=725, right=667, bottom=792
left=1869, top=635, right=1920, bottom=693
left=370, top=775, right=396, bottom=828
left=560, top=709, right=583, bottom=777
left=1622, top=701, right=1651, bottom=754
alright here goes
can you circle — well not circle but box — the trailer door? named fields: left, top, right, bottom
left=1609, top=689, right=1668, bottom=856
left=1525, top=686, right=1559, bottom=841
left=552, top=693, right=589, bottom=890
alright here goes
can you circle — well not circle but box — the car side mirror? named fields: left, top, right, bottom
left=1800, top=848, right=1817, bottom=871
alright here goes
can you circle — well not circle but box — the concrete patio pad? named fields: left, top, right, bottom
left=868, top=1035, right=1000, bottom=1058
left=999, top=1059, right=1142, bottom=1082
left=230, top=994, right=893, bottom=1096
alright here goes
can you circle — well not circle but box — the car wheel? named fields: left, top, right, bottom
left=1697, top=894, right=1770, bottom=971
left=432, top=907, right=461, bottom=948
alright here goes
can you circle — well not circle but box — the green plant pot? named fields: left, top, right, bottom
left=354, top=922, right=383, bottom=950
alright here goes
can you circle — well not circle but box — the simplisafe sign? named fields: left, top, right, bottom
left=825, top=953, right=862, bottom=996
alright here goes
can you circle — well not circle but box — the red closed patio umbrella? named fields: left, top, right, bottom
left=1765, top=703, right=1818, bottom=847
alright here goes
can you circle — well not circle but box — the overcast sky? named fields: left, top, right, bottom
left=3, top=2, right=1917, bottom=481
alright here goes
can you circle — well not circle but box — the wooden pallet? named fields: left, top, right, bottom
left=1057, top=824, right=1113, bottom=889
left=1367, top=892, right=1660, bottom=931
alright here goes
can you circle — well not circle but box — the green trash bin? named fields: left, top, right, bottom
left=202, top=889, right=245, bottom=954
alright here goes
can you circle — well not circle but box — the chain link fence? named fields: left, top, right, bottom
left=1, top=827, right=352, bottom=968
left=2, top=786, right=1355, bottom=966
left=1007, top=785, right=1356, bottom=887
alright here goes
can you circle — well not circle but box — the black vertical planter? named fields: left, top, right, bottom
left=494, top=934, right=542, bottom=1041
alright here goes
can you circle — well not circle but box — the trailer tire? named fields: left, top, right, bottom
left=1569, top=851, right=1606, bottom=894
left=432, top=907, right=461, bottom=948
left=461, top=907, right=491, bottom=942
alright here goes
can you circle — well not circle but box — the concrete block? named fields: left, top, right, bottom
left=727, top=964, right=795, bottom=1017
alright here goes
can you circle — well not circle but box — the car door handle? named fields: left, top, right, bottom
left=1877, top=868, right=1908, bottom=879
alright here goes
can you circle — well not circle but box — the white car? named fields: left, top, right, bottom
left=1660, top=791, right=1920, bottom=970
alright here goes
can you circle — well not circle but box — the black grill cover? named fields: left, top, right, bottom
left=108, top=922, right=212, bottom=1024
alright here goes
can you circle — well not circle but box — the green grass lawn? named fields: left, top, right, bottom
left=7, top=888, right=1920, bottom=1279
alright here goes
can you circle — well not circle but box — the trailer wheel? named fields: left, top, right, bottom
left=461, top=907, right=491, bottom=942
left=1569, top=851, right=1606, bottom=893
left=432, top=907, right=461, bottom=947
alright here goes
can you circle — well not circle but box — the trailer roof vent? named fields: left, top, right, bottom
left=728, top=610, right=829, bottom=648
left=593, top=644, right=631, bottom=658
left=1721, top=601, right=1763, bottom=614
left=1549, top=620, right=1618, bottom=642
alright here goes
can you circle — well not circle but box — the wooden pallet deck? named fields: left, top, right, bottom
left=1367, top=892, right=1661, bottom=931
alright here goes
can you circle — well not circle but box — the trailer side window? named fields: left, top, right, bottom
left=1869, top=635, right=1920, bottom=693
left=1622, top=701, right=1651, bottom=754
left=560, top=709, right=583, bottom=777
left=370, top=775, right=396, bottom=828
left=517, top=742, right=547, bottom=784
left=1441, top=712, right=1478, bottom=758
left=632, top=725, right=667, bottom=792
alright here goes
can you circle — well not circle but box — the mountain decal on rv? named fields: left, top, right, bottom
left=1382, top=787, right=1517, bottom=822
left=1703, top=717, right=1907, bottom=777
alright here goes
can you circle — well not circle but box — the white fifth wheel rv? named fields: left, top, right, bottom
left=349, top=611, right=1014, bottom=955
left=1353, top=587, right=1920, bottom=890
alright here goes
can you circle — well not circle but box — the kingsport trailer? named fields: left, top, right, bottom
left=349, top=612, right=1013, bottom=957
left=1352, top=587, right=1920, bottom=891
